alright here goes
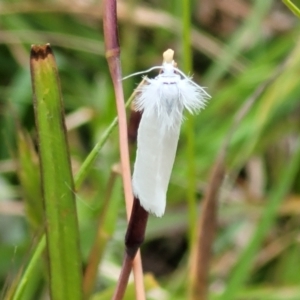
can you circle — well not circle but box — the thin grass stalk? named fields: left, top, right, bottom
left=182, top=0, right=197, bottom=247
left=283, top=0, right=300, bottom=18
left=83, top=168, right=118, bottom=298
left=102, top=0, right=146, bottom=299
left=74, top=83, right=140, bottom=190
left=12, top=236, right=46, bottom=300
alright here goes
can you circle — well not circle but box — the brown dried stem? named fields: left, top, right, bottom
left=190, top=156, right=225, bottom=300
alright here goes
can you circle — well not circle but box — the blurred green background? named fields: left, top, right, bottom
left=0, top=0, right=300, bottom=299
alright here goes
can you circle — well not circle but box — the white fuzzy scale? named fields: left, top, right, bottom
left=132, top=57, right=210, bottom=217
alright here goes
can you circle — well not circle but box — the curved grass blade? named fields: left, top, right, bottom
left=221, top=139, right=300, bottom=300
left=30, top=44, right=83, bottom=300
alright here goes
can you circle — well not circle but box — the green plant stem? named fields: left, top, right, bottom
left=30, top=44, right=83, bottom=300
left=182, top=0, right=197, bottom=248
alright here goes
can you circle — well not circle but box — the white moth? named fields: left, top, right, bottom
left=127, top=49, right=210, bottom=217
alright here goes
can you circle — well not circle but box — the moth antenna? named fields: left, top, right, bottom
left=173, top=67, right=192, bottom=81
left=174, top=67, right=211, bottom=97
left=122, top=66, right=163, bottom=81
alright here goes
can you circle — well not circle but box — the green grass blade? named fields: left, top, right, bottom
left=221, top=139, right=300, bottom=300
left=30, top=44, right=83, bottom=300
left=12, top=236, right=46, bottom=300
left=204, top=0, right=272, bottom=88
left=283, top=0, right=300, bottom=18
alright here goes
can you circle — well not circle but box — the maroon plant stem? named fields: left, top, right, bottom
left=128, top=109, right=142, bottom=144
left=125, top=197, right=149, bottom=258
left=112, top=198, right=149, bottom=300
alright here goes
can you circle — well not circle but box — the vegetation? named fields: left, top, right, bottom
left=0, top=0, right=300, bottom=299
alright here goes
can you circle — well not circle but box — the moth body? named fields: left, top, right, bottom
left=131, top=51, right=210, bottom=216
